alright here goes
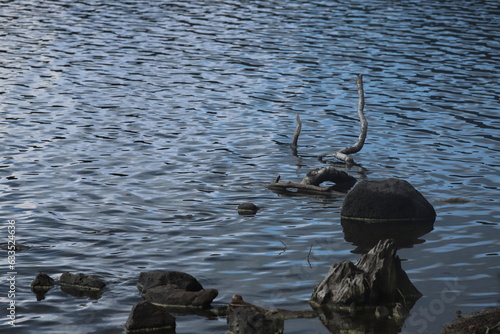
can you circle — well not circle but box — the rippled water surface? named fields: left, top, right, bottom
left=1, top=0, right=499, bottom=333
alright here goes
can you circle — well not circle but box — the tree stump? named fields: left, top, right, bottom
left=311, top=239, right=421, bottom=308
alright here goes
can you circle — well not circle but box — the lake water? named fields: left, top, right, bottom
left=0, top=0, right=499, bottom=333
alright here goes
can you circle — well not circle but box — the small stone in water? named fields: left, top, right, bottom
left=238, top=203, right=259, bottom=215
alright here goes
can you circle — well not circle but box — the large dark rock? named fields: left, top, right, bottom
left=143, top=284, right=218, bottom=309
left=341, top=178, right=436, bottom=221
left=138, top=271, right=203, bottom=293
left=227, top=295, right=284, bottom=334
left=60, top=272, right=106, bottom=290
left=124, top=301, right=176, bottom=333
left=311, top=239, right=421, bottom=307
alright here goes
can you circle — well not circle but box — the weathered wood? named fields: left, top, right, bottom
left=310, top=239, right=421, bottom=334
left=267, top=167, right=356, bottom=196
left=311, top=239, right=421, bottom=308
left=290, top=112, right=302, bottom=156
left=320, top=74, right=367, bottom=164
left=301, top=166, right=356, bottom=189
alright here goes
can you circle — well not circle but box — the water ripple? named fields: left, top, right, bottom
left=1, top=0, right=499, bottom=333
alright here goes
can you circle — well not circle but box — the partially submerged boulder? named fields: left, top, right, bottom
left=31, top=273, right=55, bottom=290
left=124, top=301, right=176, bottom=333
left=311, top=239, right=421, bottom=308
left=144, top=284, right=218, bottom=309
left=138, top=271, right=203, bottom=293
left=30, top=272, right=55, bottom=301
left=227, top=295, right=284, bottom=334
left=138, top=271, right=218, bottom=309
left=59, top=272, right=106, bottom=300
left=60, top=272, right=106, bottom=290
left=238, top=202, right=259, bottom=215
left=341, top=178, right=436, bottom=222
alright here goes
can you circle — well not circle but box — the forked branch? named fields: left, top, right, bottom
left=321, top=74, right=367, bottom=164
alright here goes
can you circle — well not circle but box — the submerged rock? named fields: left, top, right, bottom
left=30, top=272, right=55, bottom=301
left=341, top=178, right=436, bottom=222
left=237, top=202, right=259, bottom=215
left=138, top=271, right=203, bottom=293
left=124, top=301, right=176, bottom=333
left=138, top=271, right=218, bottom=309
left=227, top=295, right=284, bottom=334
left=60, top=272, right=106, bottom=290
left=143, top=284, right=218, bottom=309
left=31, top=273, right=55, bottom=290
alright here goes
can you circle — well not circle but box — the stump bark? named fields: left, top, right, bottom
left=311, top=239, right=421, bottom=307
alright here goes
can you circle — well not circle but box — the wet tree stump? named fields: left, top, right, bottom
left=311, top=239, right=421, bottom=308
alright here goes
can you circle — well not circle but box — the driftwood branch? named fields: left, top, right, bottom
left=267, top=166, right=356, bottom=196
left=290, top=113, right=302, bottom=155
left=321, top=74, right=367, bottom=164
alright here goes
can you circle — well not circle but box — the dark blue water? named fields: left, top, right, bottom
left=1, top=0, right=499, bottom=333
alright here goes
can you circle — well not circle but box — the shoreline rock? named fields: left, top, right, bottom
left=60, top=272, right=106, bottom=291
left=144, top=284, right=218, bottom=309
left=227, top=295, right=285, bottom=334
left=30, top=272, right=55, bottom=290
left=138, top=271, right=203, bottom=293
left=439, top=307, right=500, bottom=334
left=124, top=301, right=176, bottom=334
left=138, top=271, right=218, bottom=309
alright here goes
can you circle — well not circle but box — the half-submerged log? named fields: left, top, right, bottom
left=267, top=166, right=356, bottom=196
left=311, top=239, right=421, bottom=333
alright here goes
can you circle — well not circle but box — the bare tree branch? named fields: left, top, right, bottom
left=267, top=167, right=356, bottom=196
left=291, top=112, right=302, bottom=156
left=321, top=74, right=367, bottom=164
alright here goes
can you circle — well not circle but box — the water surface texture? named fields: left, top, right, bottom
left=1, top=0, right=499, bottom=333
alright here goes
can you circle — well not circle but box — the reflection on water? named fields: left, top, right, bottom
left=0, top=0, right=499, bottom=333
left=342, top=219, right=435, bottom=254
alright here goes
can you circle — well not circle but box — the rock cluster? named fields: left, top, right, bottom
left=125, top=271, right=218, bottom=333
